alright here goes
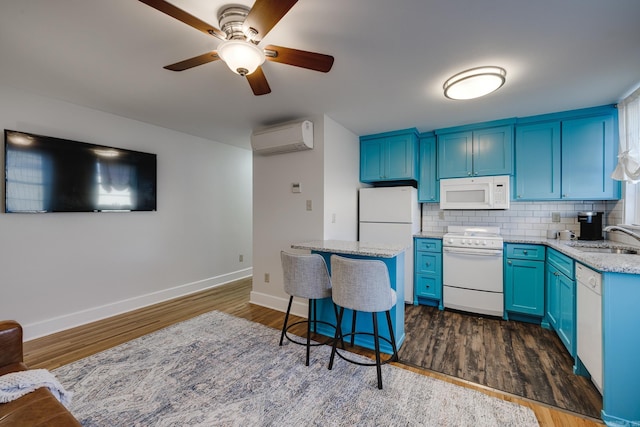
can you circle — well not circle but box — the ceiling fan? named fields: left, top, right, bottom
left=138, top=0, right=335, bottom=96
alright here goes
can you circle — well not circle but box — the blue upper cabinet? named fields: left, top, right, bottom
left=436, top=124, right=514, bottom=179
left=514, top=122, right=561, bottom=200
left=561, top=114, right=619, bottom=200
left=418, top=134, right=438, bottom=202
left=436, top=131, right=472, bottom=178
left=514, top=106, right=620, bottom=201
left=360, top=129, right=418, bottom=183
left=473, top=126, right=514, bottom=176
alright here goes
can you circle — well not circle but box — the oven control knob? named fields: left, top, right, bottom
left=474, top=240, right=479, bottom=245
left=482, top=240, right=487, bottom=246
left=447, top=238, right=454, bottom=244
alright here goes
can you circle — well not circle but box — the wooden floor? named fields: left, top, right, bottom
left=401, top=304, right=603, bottom=418
left=23, top=278, right=603, bottom=427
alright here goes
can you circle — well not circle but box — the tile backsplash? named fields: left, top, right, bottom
left=421, top=200, right=622, bottom=238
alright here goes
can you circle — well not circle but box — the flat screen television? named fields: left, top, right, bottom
left=4, top=130, right=157, bottom=213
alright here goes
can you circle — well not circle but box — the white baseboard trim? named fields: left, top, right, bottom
left=249, top=291, right=309, bottom=318
left=24, top=268, right=253, bottom=342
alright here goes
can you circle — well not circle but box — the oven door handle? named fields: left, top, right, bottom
left=443, top=247, right=503, bottom=256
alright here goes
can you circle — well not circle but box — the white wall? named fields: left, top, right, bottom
left=250, top=115, right=359, bottom=316
left=0, top=85, right=253, bottom=340
left=323, top=115, right=360, bottom=240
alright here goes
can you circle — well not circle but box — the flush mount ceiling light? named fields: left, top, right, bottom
left=443, top=66, right=507, bottom=100
left=216, top=40, right=265, bottom=76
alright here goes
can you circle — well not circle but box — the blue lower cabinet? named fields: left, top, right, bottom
left=504, top=244, right=545, bottom=323
left=544, top=248, right=576, bottom=357
left=414, top=238, right=443, bottom=308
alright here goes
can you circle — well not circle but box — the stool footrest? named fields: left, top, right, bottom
left=332, top=332, right=397, bottom=366
left=283, top=320, right=337, bottom=347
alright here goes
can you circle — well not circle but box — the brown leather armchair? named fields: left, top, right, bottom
left=0, top=320, right=81, bottom=426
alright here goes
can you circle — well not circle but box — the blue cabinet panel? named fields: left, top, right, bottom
left=360, top=129, right=418, bottom=183
left=437, top=125, right=513, bottom=178
left=360, top=139, right=384, bottom=182
left=437, top=131, right=473, bottom=178
left=387, top=134, right=416, bottom=179
left=546, top=264, right=560, bottom=329
left=545, top=248, right=576, bottom=357
left=504, top=244, right=545, bottom=320
left=415, top=275, right=440, bottom=299
left=561, top=114, right=619, bottom=200
left=473, top=126, right=513, bottom=176
left=505, top=259, right=545, bottom=316
left=557, top=273, right=576, bottom=356
left=413, top=238, right=443, bottom=308
left=514, top=122, right=561, bottom=200
left=418, top=135, right=438, bottom=202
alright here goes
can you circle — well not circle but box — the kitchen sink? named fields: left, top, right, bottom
left=574, top=246, right=639, bottom=255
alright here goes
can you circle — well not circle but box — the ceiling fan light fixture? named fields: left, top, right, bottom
left=217, top=40, right=265, bottom=76
left=443, top=66, right=506, bottom=100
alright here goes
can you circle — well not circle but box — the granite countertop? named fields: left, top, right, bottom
left=291, top=240, right=407, bottom=258
left=413, top=233, right=640, bottom=274
left=506, top=236, right=640, bottom=275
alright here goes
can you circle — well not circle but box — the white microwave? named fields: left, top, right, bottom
left=440, top=175, right=510, bottom=210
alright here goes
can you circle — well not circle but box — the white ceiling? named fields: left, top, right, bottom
left=1, top=0, right=639, bottom=149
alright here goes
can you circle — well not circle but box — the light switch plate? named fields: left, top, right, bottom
left=291, top=183, right=301, bottom=193
left=552, top=212, right=561, bottom=222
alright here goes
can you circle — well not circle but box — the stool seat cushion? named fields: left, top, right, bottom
left=281, top=252, right=332, bottom=300
left=330, top=255, right=396, bottom=313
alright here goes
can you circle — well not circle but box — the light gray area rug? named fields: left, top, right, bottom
left=54, top=311, right=539, bottom=426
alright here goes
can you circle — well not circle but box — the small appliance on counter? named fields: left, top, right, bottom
left=578, top=211, right=603, bottom=240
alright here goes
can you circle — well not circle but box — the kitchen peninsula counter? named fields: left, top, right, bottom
left=291, top=240, right=407, bottom=258
left=291, top=239, right=406, bottom=353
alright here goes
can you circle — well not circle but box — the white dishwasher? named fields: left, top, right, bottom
left=576, top=263, right=603, bottom=393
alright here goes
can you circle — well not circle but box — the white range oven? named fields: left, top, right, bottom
left=442, top=226, right=504, bottom=317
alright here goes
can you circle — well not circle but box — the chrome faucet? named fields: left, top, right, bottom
left=604, top=225, right=640, bottom=242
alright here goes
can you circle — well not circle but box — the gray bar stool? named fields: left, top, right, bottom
left=328, top=254, right=399, bottom=389
left=280, top=251, right=340, bottom=366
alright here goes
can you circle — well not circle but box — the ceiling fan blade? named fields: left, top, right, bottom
left=163, top=52, right=220, bottom=71
left=264, top=45, right=334, bottom=73
left=242, top=0, right=298, bottom=42
left=246, top=67, right=271, bottom=96
left=138, top=0, right=226, bottom=40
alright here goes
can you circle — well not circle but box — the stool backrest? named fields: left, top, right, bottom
left=330, top=255, right=394, bottom=313
left=281, top=251, right=332, bottom=299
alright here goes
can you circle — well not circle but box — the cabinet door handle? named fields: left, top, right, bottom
left=425, top=262, right=430, bottom=266
left=523, top=250, right=528, bottom=255
left=507, top=260, right=512, bottom=265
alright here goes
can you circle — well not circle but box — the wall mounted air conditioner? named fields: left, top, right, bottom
left=251, top=120, right=313, bottom=155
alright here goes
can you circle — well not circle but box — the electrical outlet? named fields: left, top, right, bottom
left=439, top=210, right=445, bottom=220
left=239, top=254, right=243, bottom=262
left=332, top=213, right=336, bottom=223
left=306, top=200, right=312, bottom=211
left=552, top=212, right=561, bottom=223
left=264, top=273, right=270, bottom=283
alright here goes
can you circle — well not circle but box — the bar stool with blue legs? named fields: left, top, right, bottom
left=328, top=254, right=399, bottom=389
left=280, top=251, right=340, bottom=366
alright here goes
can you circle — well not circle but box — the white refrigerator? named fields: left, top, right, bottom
left=359, top=186, right=421, bottom=303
